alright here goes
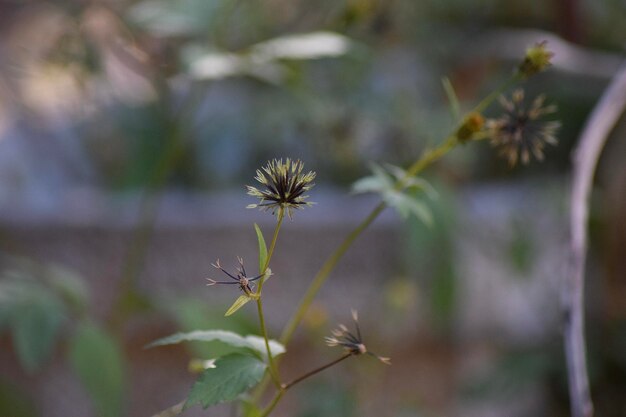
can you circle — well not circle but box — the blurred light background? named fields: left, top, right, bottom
left=0, top=0, right=625, bottom=416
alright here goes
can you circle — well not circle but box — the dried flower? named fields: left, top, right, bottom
left=246, top=158, right=316, bottom=219
left=325, top=310, right=391, bottom=365
left=206, top=257, right=263, bottom=296
left=518, top=41, right=554, bottom=78
left=487, top=89, right=560, bottom=166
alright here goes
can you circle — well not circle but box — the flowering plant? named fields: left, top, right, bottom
left=149, top=42, right=559, bottom=417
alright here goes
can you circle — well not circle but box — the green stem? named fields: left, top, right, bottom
left=279, top=202, right=385, bottom=345
left=474, top=73, right=522, bottom=115
left=282, top=353, right=352, bottom=390
left=258, top=353, right=352, bottom=417
left=258, top=390, right=285, bottom=417
left=256, top=207, right=285, bottom=387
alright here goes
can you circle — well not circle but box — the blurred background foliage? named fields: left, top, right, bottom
left=0, top=0, right=623, bottom=193
left=0, top=0, right=625, bottom=416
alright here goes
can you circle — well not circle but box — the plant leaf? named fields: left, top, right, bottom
left=383, top=191, right=433, bottom=226
left=69, top=321, right=125, bottom=417
left=11, top=294, right=65, bottom=373
left=225, top=295, right=254, bottom=317
left=442, top=77, right=461, bottom=121
left=185, top=353, right=267, bottom=409
left=351, top=175, right=387, bottom=194
left=145, top=329, right=285, bottom=360
left=254, top=224, right=268, bottom=273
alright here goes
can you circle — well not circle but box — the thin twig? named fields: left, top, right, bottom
left=282, top=353, right=352, bottom=390
left=565, top=61, right=626, bottom=417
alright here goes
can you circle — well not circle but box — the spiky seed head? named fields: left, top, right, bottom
left=487, top=89, right=560, bottom=166
left=246, top=158, right=316, bottom=219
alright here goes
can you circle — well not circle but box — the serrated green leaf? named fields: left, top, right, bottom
left=225, top=295, right=254, bottom=317
left=254, top=224, right=268, bottom=273
left=69, top=322, right=125, bottom=417
left=146, top=329, right=285, bottom=360
left=11, top=294, right=65, bottom=373
left=185, top=353, right=266, bottom=409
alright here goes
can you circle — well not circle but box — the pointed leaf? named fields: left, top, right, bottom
left=351, top=175, right=387, bottom=194
left=145, top=329, right=285, bottom=360
left=442, top=77, right=460, bottom=121
left=225, top=295, right=253, bottom=317
left=185, top=353, right=266, bottom=409
left=69, top=322, right=125, bottom=417
left=254, top=224, right=268, bottom=273
left=405, top=198, right=433, bottom=226
left=383, top=192, right=433, bottom=226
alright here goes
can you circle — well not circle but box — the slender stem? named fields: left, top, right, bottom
left=258, top=390, right=285, bottom=417
left=405, top=135, right=457, bottom=179
left=565, top=63, right=626, bottom=417
left=282, top=353, right=352, bottom=390
left=279, top=202, right=386, bottom=344
left=256, top=297, right=281, bottom=387
left=474, top=73, right=522, bottom=114
left=258, top=354, right=352, bottom=417
left=256, top=207, right=285, bottom=388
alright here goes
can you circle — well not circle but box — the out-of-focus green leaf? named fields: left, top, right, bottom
left=0, top=379, right=37, bottom=417
left=352, top=163, right=435, bottom=225
left=146, top=329, right=285, bottom=361
left=46, top=265, right=89, bottom=313
left=186, top=32, right=352, bottom=83
left=69, top=321, right=125, bottom=417
left=351, top=175, right=388, bottom=194
left=11, top=294, right=65, bottom=373
left=128, top=0, right=222, bottom=36
left=382, top=191, right=433, bottom=225
left=250, top=32, right=352, bottom=60
left=185, top=353, right=266, bottom=409
left=254, top=224, right=268, bottom=273
left=441, top=77, right=461, bottom=121
left=225, top=295, right=255, bottom=317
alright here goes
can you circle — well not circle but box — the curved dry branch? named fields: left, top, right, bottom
left=565, top=61, right=626, bottom=417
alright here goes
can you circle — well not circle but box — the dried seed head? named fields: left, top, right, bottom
left=205, top=257, right=263, bottom=296
left=246, top=158, right=316, bottom=219
left=325, top=310, right=391, bottom=365
left=487, top=89, right=560, bottom=166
